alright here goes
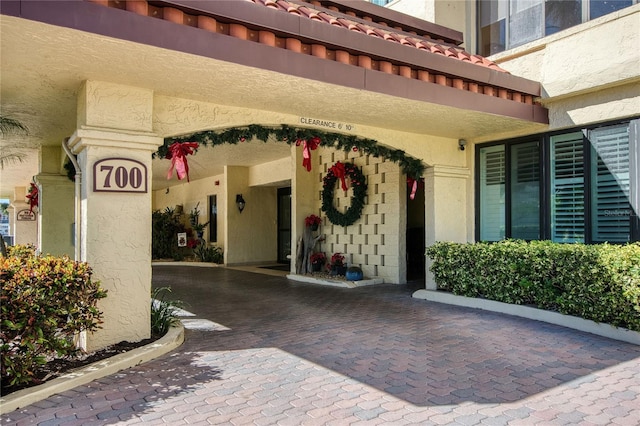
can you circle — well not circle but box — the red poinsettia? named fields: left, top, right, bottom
left=310, top=252, right=326, bottom=264
left=305, top=214, right=322, bottom=227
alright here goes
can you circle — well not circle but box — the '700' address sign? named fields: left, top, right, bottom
left=94, top=158, right=148, bottom=193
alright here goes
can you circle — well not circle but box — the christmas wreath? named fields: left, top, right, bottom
left=322, top=161, right=367, bottom=227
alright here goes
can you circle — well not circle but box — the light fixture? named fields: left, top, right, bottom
left=458, top=139, right=467, bottom=151
left=236, top=194, right=246, bottom=213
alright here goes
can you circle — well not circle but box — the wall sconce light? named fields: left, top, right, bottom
left=236, top=194, right=246, bottom=213
left=458, top=139, right=467, bottom=151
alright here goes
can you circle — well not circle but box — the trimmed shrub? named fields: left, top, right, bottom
left=426, top=240, right=640, bottom=331
left=1, top=245, right=107, bottom=387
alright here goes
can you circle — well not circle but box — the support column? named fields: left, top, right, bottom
left=69, top=80, right=161, bottom=351
left=292, top=144, right=318, bottom=273
left=10, top=186, right=38, bottom=247
left=36, top=146, right=75, bottom=256
left=424, top=165, right=470, bottom=290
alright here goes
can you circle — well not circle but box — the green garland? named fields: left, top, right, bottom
left=322, top=162, right=367, bottom=227
left=157, top=124, right=425, bottom=180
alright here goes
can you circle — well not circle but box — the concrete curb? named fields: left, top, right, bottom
left=0, top=324, right=185, bottom=415
left=413, top=290, right=640, bottom=346
left=287, top=274, right=384, bottom=288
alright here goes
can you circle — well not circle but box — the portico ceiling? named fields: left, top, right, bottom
left=0, top=0, right=548, bottom=198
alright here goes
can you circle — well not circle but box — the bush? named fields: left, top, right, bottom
left=152, top=207, right=188, bottom=260
left=151, top=287, right=183, bottom=337
left=426, top=240, right=640, bottom=331
left=1, top=245, right=107, bottom=387
left=193, top=243, right=223, bottom=263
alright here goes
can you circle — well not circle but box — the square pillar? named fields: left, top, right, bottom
left=35, top=174, right=74, bottom=257
left=424, top=165, right=470, bottom=290
left=68, top=128, right=162, bottom=351
left=10, top=186, right=38, bottom=247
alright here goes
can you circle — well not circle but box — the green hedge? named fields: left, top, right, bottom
left=426, top=240, right=640, bottom=331
left=1, top=245, right=107, bottom=387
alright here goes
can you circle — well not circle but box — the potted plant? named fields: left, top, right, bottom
left=189, top=202, right=201, bottom=226
left=192, top=221, right=209, bottom=239
left=327, top=252, right=347, bottom=276
left=305, top=214, right=322, bottom=231
left=309, top=252, right=326, bottom=272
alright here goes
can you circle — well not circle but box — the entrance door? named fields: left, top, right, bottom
left=406, top=184, right=425, bottom=281
left=277, top=187, right=292, bottom=264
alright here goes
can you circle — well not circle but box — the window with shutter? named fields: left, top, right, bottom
left=589, top=124, right=631, bottom=242
left=511, top=141, right=540, bottom=239
left=551, top=132, right=585, bottom=243
left=479, top=146, right=506, bottom=241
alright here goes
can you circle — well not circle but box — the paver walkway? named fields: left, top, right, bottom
left=2, top=266, right=639, bottom=425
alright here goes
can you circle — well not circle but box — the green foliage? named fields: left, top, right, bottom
left=426, top=240, right=640, bottom=331
left=156, top=124, right=425, bottom=181
left=321, top=162, right=367, bottom=227
left=193, top=244, right=224, bottom=263
left=1, top=245, right=107, bottom=387
left=151, top=287, right=183, bottom=337
left=152, top=207, right=187, bottom=260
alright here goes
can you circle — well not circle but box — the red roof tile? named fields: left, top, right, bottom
left=84, top=0, right=543, bottom=107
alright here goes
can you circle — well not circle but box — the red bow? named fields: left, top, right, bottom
left=330, top=161, right=348, bottom=192
left=26, top=182, right=39, bottom=213
left=166, top=142, right=199, bottom=182
left=297, top=136, right=321, bottom=172
left=407, top=177, right=424, bottom=200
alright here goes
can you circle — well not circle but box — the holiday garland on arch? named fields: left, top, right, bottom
left=156, top=124, right=425, bottom=181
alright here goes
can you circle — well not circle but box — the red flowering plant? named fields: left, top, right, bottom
left=310, top=252, right=326, bottom=264
left=305, top=214, right=322, bottom=227
left=329, top=252, right=345, bottom=267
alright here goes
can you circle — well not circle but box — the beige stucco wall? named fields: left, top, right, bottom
left=151, top=95, right=469, bottom=283
left=491, top=5, right=640, bottom=132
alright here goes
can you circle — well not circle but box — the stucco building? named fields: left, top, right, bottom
left=1, top=0, right=638, bottom=350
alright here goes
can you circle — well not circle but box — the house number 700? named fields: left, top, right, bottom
left=93, top=158, right=148, bottom=193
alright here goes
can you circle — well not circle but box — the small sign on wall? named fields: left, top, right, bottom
left=177, top=232, right=187, bottom=247
left=17, top=209, right=36, bottom=221
left=93, top=158, right=148, bottom=193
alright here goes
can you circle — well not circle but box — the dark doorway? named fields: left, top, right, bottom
left=208, top=195, right=217, bottom=243
left=277, top=187, right=292, bottom=264
left=406, top=183, right=425, bottom=281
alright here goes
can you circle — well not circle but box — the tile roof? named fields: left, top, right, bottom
left=86, top=0, right=541, bottom=107
left=260, top=0, right=506, bottom=72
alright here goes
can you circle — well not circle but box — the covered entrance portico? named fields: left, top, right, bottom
left=1, top=0, right=547, bottom=350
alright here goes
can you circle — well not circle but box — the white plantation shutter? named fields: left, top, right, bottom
left=479, top=146, right=506, bottom=241
left=589, top=124, right=631, bottom=242
left=551, top=133, right=585, bottom=243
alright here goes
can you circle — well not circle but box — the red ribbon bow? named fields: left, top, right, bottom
left=166, top=142, right=199, bottom=182
left=297, top=136, right=321, bottom=172
left=26, top=182, right=39, bottom=213
left=330, top=161, right=348, bottom=192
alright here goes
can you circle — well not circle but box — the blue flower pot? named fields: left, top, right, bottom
left=345, top=267, right=363, bottom=281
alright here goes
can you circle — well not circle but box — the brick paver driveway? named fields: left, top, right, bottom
left=3, top=266, right=639, bottom=425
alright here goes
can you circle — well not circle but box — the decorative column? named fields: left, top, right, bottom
left=69, top=81, right=162, bottom=351
left=424, top=165, right=471, bottom=290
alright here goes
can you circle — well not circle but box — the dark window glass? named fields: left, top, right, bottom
left=545, top=0, right=582, bottom=35
left=590, top=0, right=632, bottom=19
